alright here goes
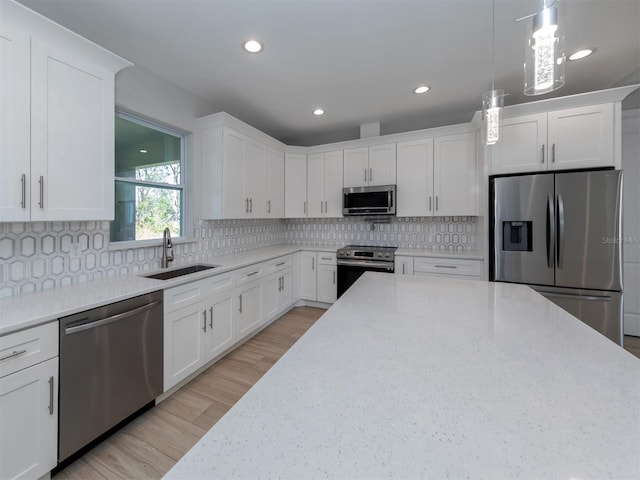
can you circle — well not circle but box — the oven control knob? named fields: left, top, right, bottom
left=385, top=254, right=390, bottom=258
left=377, top=253, right=382, bottom=257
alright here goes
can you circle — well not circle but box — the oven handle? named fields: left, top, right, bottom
left=337, top=259, right=394, bottom=270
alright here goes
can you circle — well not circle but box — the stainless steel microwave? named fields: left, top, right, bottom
left=342, top=185, right=396, bottom=216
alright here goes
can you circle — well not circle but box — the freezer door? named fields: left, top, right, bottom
left=493, top=174, right=555, bottom=285
left=554, top=170, right=623, bottom=291
left=532, top=286, right=623, bottom=346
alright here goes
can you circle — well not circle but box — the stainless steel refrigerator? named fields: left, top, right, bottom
left=490, top=169, right=623, bottom=345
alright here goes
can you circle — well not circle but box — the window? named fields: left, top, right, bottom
left=110, top=113, right=185, bottom=242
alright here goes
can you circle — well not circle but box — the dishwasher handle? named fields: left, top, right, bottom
left=64, top=300, right=162, bottom=335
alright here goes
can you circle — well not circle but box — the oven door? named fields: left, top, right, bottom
left=337, top=259, right=394, bottom=298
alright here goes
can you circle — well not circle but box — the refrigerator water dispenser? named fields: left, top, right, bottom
left=502, top=221, right=532, bottom=251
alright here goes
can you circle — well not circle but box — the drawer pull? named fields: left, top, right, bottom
left=48, top=376, right=54, bottom=415
left=0, top=349, right=27, bottom=362
left=247, top=271, right=259, bottom=277
left=434, top=265, right=457, bottom=269
left=321, top=257, right=332, bottom=261
left=276, top=261, right=286, bottom=267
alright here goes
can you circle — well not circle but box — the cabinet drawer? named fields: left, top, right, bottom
left=165, top=280, right=207, bottom=313
left=235, top=263, right=266, bottom=285
left=203, top=272, right=234, bottom=296
left=265, top=255, right=293, bottom=273
left=317, top=252, right=337, bottom=265
left=0, top=322, right=58, bottom=378
left=413, top=258, right=482, bottom=278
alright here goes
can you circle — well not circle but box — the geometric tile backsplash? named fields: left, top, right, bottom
left=0, top=216, right=477, bottom=298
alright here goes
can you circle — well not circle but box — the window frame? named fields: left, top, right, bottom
left=111, top=111, right=187, bottom=245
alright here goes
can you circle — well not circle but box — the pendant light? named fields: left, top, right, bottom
left=523, top=0, right=565, bottom=95
left=482, top=0, right=503, bottom=146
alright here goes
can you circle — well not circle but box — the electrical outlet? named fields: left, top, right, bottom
left=70, top=241, right=82, bottom=259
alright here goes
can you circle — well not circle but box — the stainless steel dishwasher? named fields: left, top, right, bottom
left=58, top=291, right=163, bottom=463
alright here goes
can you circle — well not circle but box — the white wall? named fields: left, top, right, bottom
left=622, top=108, right=640, bottom=336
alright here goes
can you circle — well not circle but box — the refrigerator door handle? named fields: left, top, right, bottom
left=546, top=194, right=555, bottom=268
left=556, top=194, right=565, bottom=269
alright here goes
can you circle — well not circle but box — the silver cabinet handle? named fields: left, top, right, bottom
left=321, top=256, right=332, bottom=261
left=48, top=376, right=54, bottom=415
left=320, top=201, right=323, bottom=214
left=209, top=306, right=213, bottom=329
left=552, top=143, right=556, bottom=163
left=541, top=145, right=545, bottom=164
left=202, top=310, right=207, bottom=332
left=369, top=168, right=373, bottom=182
left=333, top=270, right=336, bottom=284
left=267, top=200, right=271, bottom=214
left=325, top=201, right=328, bottom=213
left=239, top=294, right=243, bottom=313
left=435, top=196, right=439, bottom=211
left=0, top=349, right=27, bottom=362
left=20, top=173, right=26, bottom=208
left=304, top=201, right=307, bottom=214
left=402, top=264, right=406, bottom=274
left=38, top=175, right=44, bottom=208
left=247, top=271, right=259, bottom=277
left=250, top=198, right=253, bottom=213
left=434, top=264, right=457, bottom=269
left=276, top=261, right=286, bottom=267
left=245, top=198, right=249, bottom=213
left=312, top=257, right=315, bottom=270
left=364, top=168, right=367, bottom=182
left=429, top=196, right=432, bottom=211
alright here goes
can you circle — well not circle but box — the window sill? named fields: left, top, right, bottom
left=108, top=237, right=199, bottom=251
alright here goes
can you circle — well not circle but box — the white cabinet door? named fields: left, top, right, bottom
left=490, top=113, right=547, bottom=174
left=285, top=153, right=307, bottom=218
left=278, top=269, right=293, bottom=310
left=164, top=302, right=206, bottom=390
left=0, top=23, right=30, bottom=222
left=245, top=139, right=266, bottom=217
left=324, top=150, right=344, bottom=217
left=0, top=358, right=57, bottom=480
left=395, top=256, right=414, bottom=275
left=262, top=273, right=280, bottom=322
left=396, top=138, right=433, bottom=217
left=236, top=282, right=263, bottom=338
left=222, top=128, right=247, bottom=218
left=30, top=41, right=115, bottom=221
left=368, top=143, right=396, bottom=186
left=317, top=264, right=337, bottom=303
left=205, top=293, right=235, bottom=361
left=265, top=147, right=284, bottom=217
left=300, top=252, right=317, bottom=301
left=433, top=132, right=477, bottom=216
left=307, top=153, right=325, bottom=218
left=343, top=147, right=368, bottom=187
left=548, top=104, right=615, bottom=170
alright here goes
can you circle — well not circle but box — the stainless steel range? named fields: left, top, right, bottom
left=336, top=245, right=397, bottom=298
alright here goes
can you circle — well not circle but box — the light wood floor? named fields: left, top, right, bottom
left=53, top=306, right=325, bottom=480
left=624, top=335, right=640, bottom=359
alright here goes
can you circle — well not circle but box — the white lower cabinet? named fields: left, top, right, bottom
left=300, top=251, right=337, bottom=303
left=205, top=293, right=235, bottom=363
left=300, top=251, right=318, bottom=300
left=236, top=282, right=263, bottom=338
left=316, top=264, right=337, bottom=303
left=413, top=257, right=482, bottom=279
left=395, top=256, right=414, bottom=275
left=263, top=268, right=293, bottom=322
left=0, top=321, right=58, bottom=480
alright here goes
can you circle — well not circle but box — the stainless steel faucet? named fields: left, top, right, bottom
left=161, top=228, right=174, bottom=268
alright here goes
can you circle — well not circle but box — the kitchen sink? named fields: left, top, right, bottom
left=143, top=264, right=219, bottom=280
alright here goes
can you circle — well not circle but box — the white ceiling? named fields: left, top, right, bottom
left=17, top=0, right=640, bottom=146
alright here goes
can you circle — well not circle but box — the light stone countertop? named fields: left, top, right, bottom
left=165, top=273, right=640, bottom=480
left=0, top=244, right=336, bottom=336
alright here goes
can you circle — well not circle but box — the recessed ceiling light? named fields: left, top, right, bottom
left=243, top=39, right=263, bottom=53
left=313, top=108, right=325, bottom=116
left=568, top=48, right=595, bottom=61
left=413, top=85, right=431, bottom=94
left=139, top=149, right=148, bottom=154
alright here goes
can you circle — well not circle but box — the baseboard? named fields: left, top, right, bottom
left=624, top=312, right=640, bottom=336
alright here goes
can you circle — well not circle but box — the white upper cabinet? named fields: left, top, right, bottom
left=397, top=132, right=477, bottom=217
left=433, top=132, right=477, bottom=216
left=202, top=124, right=281, bottom=219
left=307, top=151, right=343, bottom=217
left=490, top=103, right=615, bottom=174
left=0, top=2, right=131, bottom=222
left=285, top=153, right=307, bottom=218
left=343, top=144, right=396, bottom=187
left=265, top=147, right=284, bottom=217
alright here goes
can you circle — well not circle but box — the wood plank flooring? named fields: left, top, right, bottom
left=53, top=306, right=325, bottom=480
left=624, top=335, right=640, bottom=359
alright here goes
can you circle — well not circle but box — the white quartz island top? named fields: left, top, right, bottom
left=165, top=273, right=640, bottom=480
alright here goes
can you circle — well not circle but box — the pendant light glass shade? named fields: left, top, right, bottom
left=524, top=4, right=565, bottom=95
left=482, top=89, right=504, bottom=145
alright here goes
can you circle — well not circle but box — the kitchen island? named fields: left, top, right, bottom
left=165, top=273, right=640, bottom=479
